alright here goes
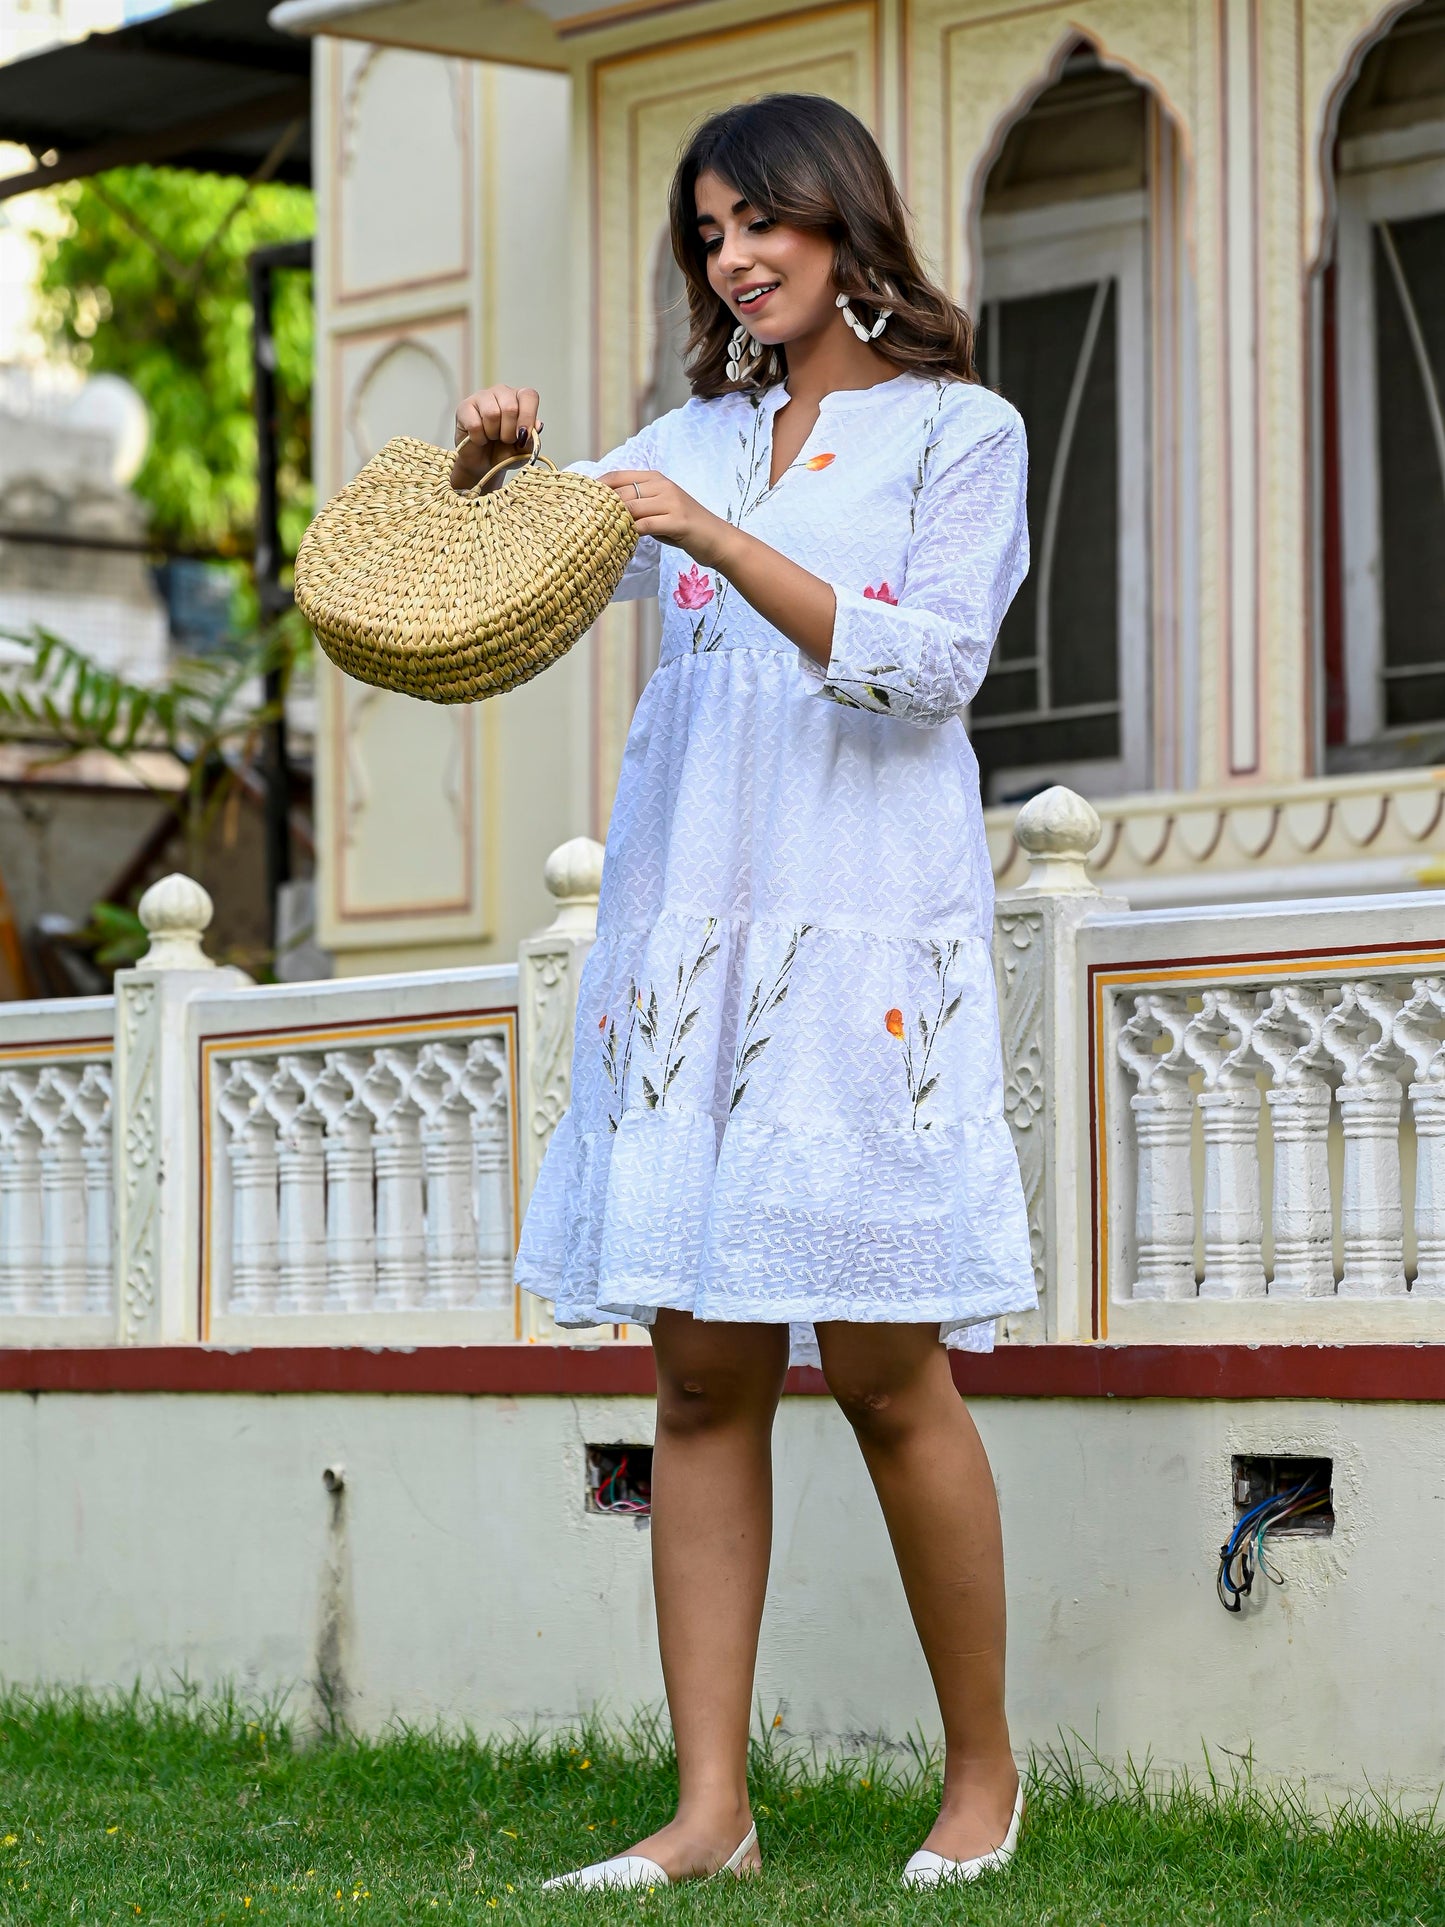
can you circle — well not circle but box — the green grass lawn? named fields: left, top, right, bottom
left=1, top=1689, right=1441, bottom=1926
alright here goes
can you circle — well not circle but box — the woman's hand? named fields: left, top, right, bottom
left=604, top=468, right=836, bottom=669
left=600, top=470, right=732, bottom=569
left=451, top=384, right=542, bottom=491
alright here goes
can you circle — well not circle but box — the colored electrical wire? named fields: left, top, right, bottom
left=593, top=1453, right=651, bottom=1515
left=1216, top=1477, right=1328, bottom=1612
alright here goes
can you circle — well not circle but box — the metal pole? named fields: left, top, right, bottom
left=249, top=236, right=312, bottom=950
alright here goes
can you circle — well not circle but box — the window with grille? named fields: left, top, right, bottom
left=973, top=197, right=1150, bottom=804
left=973, top=277, right=1123, bottom=789
left=970, top=53, right=1155, bottom=805
left=1331, top=1, right=1445, bottom=750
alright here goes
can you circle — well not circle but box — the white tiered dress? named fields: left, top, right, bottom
left=514, top=369, right=1039, bottom=1362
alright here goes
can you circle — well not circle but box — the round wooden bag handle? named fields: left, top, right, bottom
left=465, top=426, right=557, bottom=496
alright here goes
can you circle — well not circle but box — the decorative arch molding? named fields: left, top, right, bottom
left=344, top=333, right=457, bottom=477
left=331, top=41, right=472, bottom=304
left=956, top=23, right=1196, bottom=315
left=904, top=2, right=1200, bottom=311
left=1305, top=0, right=1423, bottom=272
left=337, top=45, right=468, bottom=179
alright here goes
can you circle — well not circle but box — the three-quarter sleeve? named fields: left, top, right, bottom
left=566, top=423, right=662, bottom=605
left=808, top=396, right=1029, bottom=727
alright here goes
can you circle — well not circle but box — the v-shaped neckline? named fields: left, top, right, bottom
left=750, top=371, right=922, bottom=491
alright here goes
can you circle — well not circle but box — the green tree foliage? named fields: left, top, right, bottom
left=32, top=167, right=314, bottom=561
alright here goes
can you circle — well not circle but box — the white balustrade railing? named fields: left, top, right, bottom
left=1001, top=793, right=1445, bottom=1342
left=0, top=1001, right=114, bottom=1341
left=198, top=982, right=519, bottom=1342
left=2, top=788, right=1442, bottom=1352
left=0, top=841, right=603, bottom=1348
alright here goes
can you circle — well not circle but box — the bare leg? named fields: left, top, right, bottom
left=621, top=1308, right=788, bottom=1878
left=815, top=1321, right=1020, bottom=1862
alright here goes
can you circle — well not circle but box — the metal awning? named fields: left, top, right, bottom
left=269, top=0, right=578, bottom=69
left=0, top=0, right=311, bottom=203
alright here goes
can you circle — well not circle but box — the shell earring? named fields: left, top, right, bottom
left=726, top=321, right=763, bottom=384
left=836, top=289, right=893, bottom=343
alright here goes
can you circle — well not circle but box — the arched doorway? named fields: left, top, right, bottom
left=1319, top=0, right=1445, bottom=765
left=969, top=45, right=1193, bottom=806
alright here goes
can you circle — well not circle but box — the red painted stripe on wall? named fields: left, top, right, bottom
left=1, top=1345, right=1442, bottom=1401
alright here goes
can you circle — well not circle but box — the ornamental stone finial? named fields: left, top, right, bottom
left=1013, top=786, right=1102, bottom=896
left=136, top=872, right=217, bottom=971
left=542, top=836, right=605, bottom=937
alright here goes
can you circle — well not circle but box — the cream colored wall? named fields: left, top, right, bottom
left=313, top=40, right=588, bottom=975
left=566, top=0, right=1417, bottom=824
left=307, top=0, right=1438, bottom=959
left=3, top=1389, right=1441, bottom=1797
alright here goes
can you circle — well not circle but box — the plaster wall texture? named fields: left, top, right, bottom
left=2, top=1390, right=1440, bottom=1800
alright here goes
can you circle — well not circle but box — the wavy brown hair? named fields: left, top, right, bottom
left=667, top=94, right=977, bottom=399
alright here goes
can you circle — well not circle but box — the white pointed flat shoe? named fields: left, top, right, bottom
left=541, top=1821, right=758, bottom=1890
left=901, top=1782, right=1023, bottom=1888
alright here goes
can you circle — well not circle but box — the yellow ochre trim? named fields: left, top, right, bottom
left=0, top=1040, right=110, bottom=1063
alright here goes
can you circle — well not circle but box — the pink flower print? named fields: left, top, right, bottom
left=863, top=582, right=898, bottom=605
left=673, top=564, right=715, bottom=611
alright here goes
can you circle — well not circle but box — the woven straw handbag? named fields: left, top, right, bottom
left=294, top=432, right=638, bottom=703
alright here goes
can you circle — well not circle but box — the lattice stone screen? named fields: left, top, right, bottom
left=202, top=1014, right=519, bottom=1344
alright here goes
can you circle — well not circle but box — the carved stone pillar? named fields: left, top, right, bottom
left=1265, top=1085, right=1335, bottom=1296
left=1324, top=983, right=1407, bottom=1298
left=1410, top=1086, right=1445, bottom=1297
left=1334, top=1082, right=1406, bottom=1296
left=1129, top=1089, right=1197, bottom=1298
left=1394, top=977, right=1445, bottom=1298
left=517, top=836, right=603, bottom=1340
left=1118, top=994, right=1196, bottom=1300
left=219, top=1063, right=281, bottom=1315
left=75, top=1065, right=114, bottom=1316
left=268, top=1059, right=327, bottom=1315
left=0, top=1074, right=43, bottom=1314
left=364, top=1049, right=425, bottom=1310
left=1254, top=985, right=1335, bottom=1297
left=1196, top=1088, right=1266, bottom=1298
left=316, top=1054, right=376, bottom=1312
left=113, top=874, right=246, bottom=1342
left=37, top=1082, right=88, bottom=1315
left=1184, top=990, right=1267, bottom=1299
left=993, top=786, right=1124, bottom=1341
left=467, top=1037, right=514, bottom=1312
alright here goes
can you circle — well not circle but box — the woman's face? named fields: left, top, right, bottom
left=695, top=168, right=838, bottom=346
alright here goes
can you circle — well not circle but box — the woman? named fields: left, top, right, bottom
left=451, top=93, right=1037, bottom=1892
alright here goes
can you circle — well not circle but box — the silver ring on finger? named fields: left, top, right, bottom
left=632, top=481, right=642, bottom=500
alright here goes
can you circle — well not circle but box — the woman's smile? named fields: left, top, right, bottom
left=735, top=281, right=780, bottom=312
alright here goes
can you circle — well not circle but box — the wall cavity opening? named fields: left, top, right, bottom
left=586, top=1443, right=653, bottom=1516
left=1231, top=1454, right=1335, bottom=1536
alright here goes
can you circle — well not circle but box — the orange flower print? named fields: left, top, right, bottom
left=885, top=1007, right=905, bottom=1039
left=864, top=582, right=899, bottom=605
left=804, top=452, right=836, bottom=471
left=598, top=1013, right=607, bottom=1029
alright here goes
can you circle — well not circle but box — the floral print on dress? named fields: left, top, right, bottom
left=863, top=582, right=898, bottom=605
left=804, top=452, right=836, bottom=471
left=673, top=565, right=714, bottom=610
left=633, top=920, right=721, bottom=1109
left=909, top=381, right=947, bottom=532
left=729, top=925, right=812, bottom=1112
left=821, top=662, right=907, bottom=713
left=886, top=940, right=964, bottom=1128
left=600, top=978, right=640, bottom=1132
left=674, top=564, right=716, bottom=649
